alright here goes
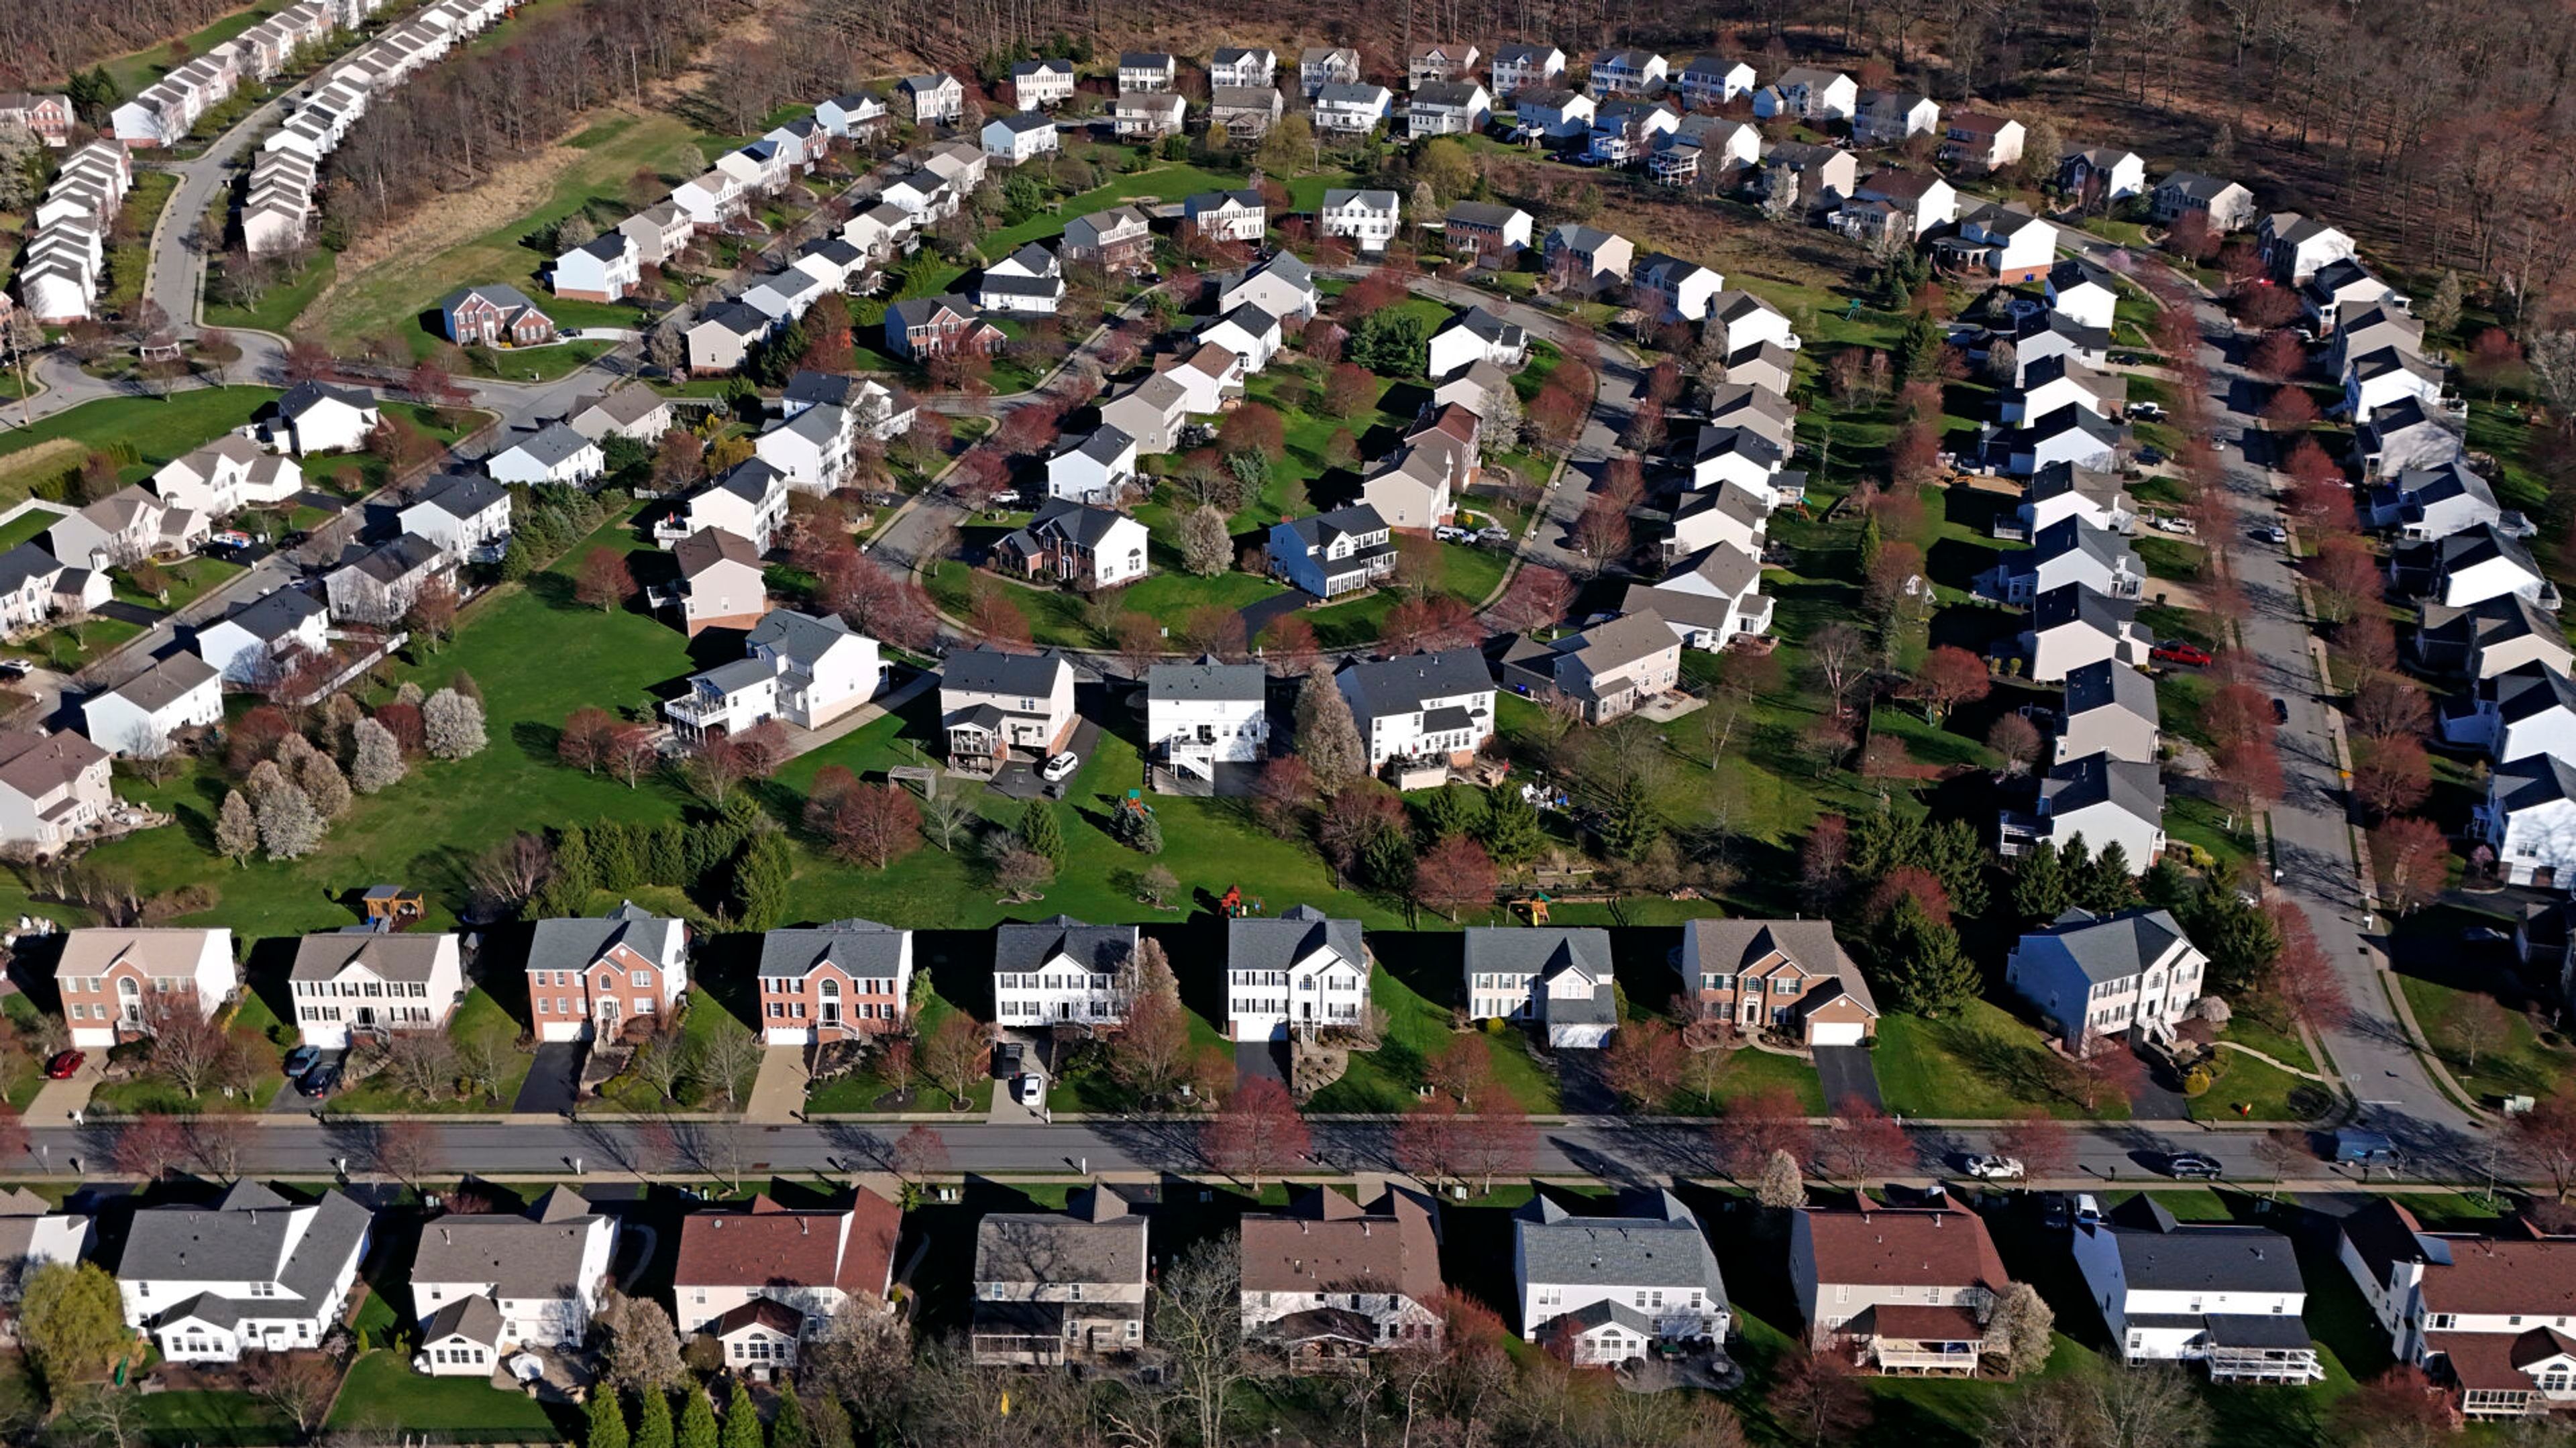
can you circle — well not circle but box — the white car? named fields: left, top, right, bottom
left=1964, top=1154, right=2025, bottom=1180
left=2154, top=515, right=2196, bottom=536
left=1040, top=752, right=1080, bottom=783
left=2260, top=524, right=2288, bottom=545
left=1016, top=1072, right=1046, bottom=1107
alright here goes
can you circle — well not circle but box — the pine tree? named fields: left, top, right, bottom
left=255, top=783, right=324, bottom=859
left=1476, top=784, right=1544, bottom=867
left=555, top=826, right=598, bottom=897
left=634, top=1388, right=674, bottom=1448
left=731, top=833, right=793, bottom=930
left=586, top=1389, right=630, bottom=1448
left=648, top=821, right=689, bottom=884
left=1858, top=512, right=1884, bottom=577
left=2011, top=840, right=2072, bottom=922
left=350, top=718, right=405, bottom=793
left=1018, top=800, right=1065, bottom=863
left=1874, top=896, right=1981, bottom=1016
left=1597, top=772, right=1664, bottom=860
left=215, top=790, right=260, bottom=866
left=1897, top=311, right=1946, bottom=379
left=719, top=1382, right=764, bottom=1448
left=1293, top=664, right=1365, bottom=789
left=594, top=823, right=641, bottom=890
left=2082, top=843, right=2141, bottom=913
left=676, top=1385, right=719, bottom=1448
left=424, top=687, right=488, bottom=759
left=767, top=1379, right=808, bottom=1448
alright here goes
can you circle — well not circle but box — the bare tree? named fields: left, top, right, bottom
left=244, top=1352, right=340, bottom=1439
left=1807, top=622, right=1870, bottom=720
left=367, top=1119, right=439, bottom=1188
left=185, top=1114, right=252, bottom=1181
left=139, top=994, right=229, bottom=1099
left=1151, top=1235, right=1250, bottom=1448
left=693, top=1019, right=763, bottom=1108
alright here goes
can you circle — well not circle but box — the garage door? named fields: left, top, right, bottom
left=1809, top=1021, right=1865, bottom=1046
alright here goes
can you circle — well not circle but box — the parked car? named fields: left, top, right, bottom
left=297, top=1062, right=342, bottom=1098
left=1964, top=1154, right=2026, bottom=1180
left=2162, top=1152, right=2224, bottom=1180
left=0, top=659, right=30, bottom=678
left=43, top=1050, right=83, bottom=1080
left=1040, top=752, right=1080, bottom=783
left=2260, top=524, right=2288, bottom=544
left=2151, top=641, right=2213, bottom=667
left=2125, top=401, right=2165, bottom=421
left=2137, top=446, right=2165, bottom=465
left=2153, top=515, right=2196, bottom=536
left=1016, top=1072, right=1046, bottom=1107
left=282, top=1045, right=321, bottom=1078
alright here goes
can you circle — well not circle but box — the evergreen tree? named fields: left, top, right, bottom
left=1109, top=804, right=1163, bottom=854
left=1597, top=771, right=1664, bottom=860
left=676, top=1385, right=719, bottom=1448
left=1896, top=311, right=1947, bottom=379
left=2056, top=835, right=2094, bottom=893
left=767, top=1379, right=809, bottom=1448
left=2139, top=856, right=2194, bottom=912
left=586, top=1390, right=630, bottom=1448
left=594, top=823, right=641, bottom=891
left=2082, top=844, right=2141, bottom=913
left=2187, top=883, right=2284, bottom=997
left=1858, top=512, right=1884, bottom=577
left=1018, top=799, right=1066, bottom=863
left=1475, top=784, right=1544, bottom=867
left=1923, top=818, right=1991, bottom=916
left=719, top=1382, right=764, bottom=1448
left=731, top=833, right=793, bottom=931
left=1293, top=665, right=1365, bottom=789
left=634, top=1389, right=674, bottom=1448
left=1417, top=785, right=1477, bottom=840
left=215, top=789, right=260, bottom=866
left=1873, top=897, right=1981, bottom=1016
left=649, top=821, right=690, bottom=884
left=1360, top=816, right=1416, bottom=890
left=555, top=826, right=598, bottom=897
left=2011, top=840, right=2073, bottom=922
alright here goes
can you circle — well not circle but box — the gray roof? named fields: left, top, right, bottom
left=975, top=1190, right=1148, bottom=1288
left=1338, top=648, right=1492, bottom=719
left=2485, top=663, right=2576, bottom=726
left=715, top=459, right=784, bottom=504
left=102, top=653, right=217, bottom=714
left=408, top=471, right=507, bottom=522
left=2417, top=593, right=2565, bottom=653
left=1119, top=52, right=1174, bottom=68
left=782, top=371, right=861, bottom=408
left=988, top=111, right=1055, bottom=137
left=1148, top=657, right=1265, bottom=703
left=1315, top=82, right=1392, bottom=105
left=1695, top=423, right=1784, bottom=468
left=696, top=302, right=769, bottom=339
left=1415, top=80, right=1486, bottom=107
left=696, top=656, right=777, bottom=694
left=1515, top=1189, right=1726, bottom=1299
left=1062, top=427, right=1135, bottom=466
left=120, top=1182, right=373, bottom=1315
left=1322, top=187, right=1400, bottom=211
left=1065, top=207, right=1152, bottom=248
left=1462, top=925, right=1611, bottom=981
left=2493, top=754, right=2576, bottom=812
left=345, top=533, right=445, bottom=587
left=289, top=931, right=454, bottom=984
left=525, top=901, right=681, bottom=979
left=747, top=608, right=863, bottom=668
left=1276, top=503, right=1387, bottom=554
left=421, top=1293, right=504, bottom=1347
left=2020, top=906, right=2189, bottom=985
left=2037, top=756, right=2165, bottom=826
left=1682, top=917, right=1870, bottom=1005
left=2092, top=1196, right=2306, bottom=1294
left=2009, top=516, right=2139, bottom=579
left=1547, top=609, right=1676, bottom=677
left=2063, top=659, right=2157, bottom=724
left=2030, top=582, right=2137, bottom=636
left=993, top=915, right=1138, bottom=977
left=1187, top=188, right=1265, bottom=213
left=440, top=282, right=539, bottom=314
left=1440, top=305, right=1525, bottom=349
left=0, top=543, right=63, bottom=594
left=943, top=646, right=1070, bottom=698
left=1008, top=60, right=1072, bottom=79
left=1228, top=904, right=1364, bottom=979
left=411, top=1190, right=607, bottom=1299
left=497, top=422, right=596, bottom=469
left=2027, top=461, right=2127, bottom=504
left=2048, top=256, right=2116, bottom=294
left=757, top=919, right=908, bottom=983
left=1447, top=201, right=1525, bottom=229
left=276, top=381, right=376, bottom=419
left=2157, top=170, right=2240, bottom=201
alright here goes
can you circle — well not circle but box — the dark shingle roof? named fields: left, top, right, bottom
left=943, top=647, right=1070, bottom=698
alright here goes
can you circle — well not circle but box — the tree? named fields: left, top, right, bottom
left=634, top=1386, right=674, bottom=1448
left=1570, top=491, right=1630, bottom=573
left=825, top=784, right=922, bottom=870
left=558, top=707, right=616, bottom=774
left=2212, top=738, right=2285, bottom=828
left=2080, top=1363, right=2212, bottom=1448
left=111, top=1113, right=186, bottom=1181
left=2352, top=675, right=2431, bottom=742
left=576, top=547, right=636, bottom=610
left=2371, top=816, right=2450, bottom=915
left=718, top=1382, right=763, bottom=1448
left=1714, top=1084, right=1813, bottom=1180
left=1985, top=1283, right=2055, bottom=1378
left=1770, top=1346, right=1870, bottom=1448
left=1817, top=1099, right=1913, bottom=1181
left=597, top=1291, right=688, bottom=1392
left=255, top=781, right=324, bottom=859
left=2514, top=1087, right=2576, bottom=1202
left=1179, top=504, right=1232, bottom=577
left=1807, top=623, right=1870, bottom=719
left=920, top=1011, right=990, bottom=1110
left=1756, top=1148, right=1809, bottom=1209
left=1871, top=897, right=1981, bottom=1016
left=1293, top=663, right=1365, bottom=787
left=349, top=717, right=405, bottom=794
left=245, top=1353, right=341, bottom=1439
left=1152, top=1235, right=1250, bottom=1448
left=1602, top=1017, right=1684, bottom=1110
left=20, top=1261, right=127, bottom=1392
left=1109, top=944, right=1194, bottom=1105
left=1016, top=799, right=1065, bottom=863
left=368, top=1117, right=439, bottom=1185
left=2331, top=1370, right=2453, bottom=1448
left=2353, top=735, right=2433, bottom=819
left=423, top=687, right=487, bottom=759
left=215, top=789, right=260, bottom=865
left=138, top=995, right=229, bottom=1099
left=1424, top=1035, right=1497, bottom=1107
left=1456, top=1100, right=1537, bottom=1193
left=2068, top=1029, right=2147, bottom=1113
left=1992, top=1108, right=2076, bottom=1179
left=677, top=1384, right=719, bottom=1448
left=1203, top=1076, right=1308, bottom=1188
left=1904, top=646, right=1991, bottom=723
left=1413, top=835, right=1497, bottom=921
left=405, top=577, right=460, bottom=652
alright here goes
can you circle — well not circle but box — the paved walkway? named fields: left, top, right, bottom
left=743, top=1045, right=808, bottom=1123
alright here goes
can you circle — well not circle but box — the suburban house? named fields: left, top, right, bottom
left=118, top=1182, right=373, bottom=1363
left=80, top=653, right=221, bottom=757
left=1542, top=223, right=1634, bottom=292
left=1490, top=44, right=1566, bottom=97
left=1444, top=201, right=1533, bottom=266
left=656, top=461, right=788, bottom=554
left=2392, top=524, right=2550, bottom=608
left=256, top=382, right=378, bottom=456
left=1515, top=1190, right=1728, bottom=1363
left=1632, top=254, right=1726, bottom=325
left=1408, top=81, right=1493, bottom=137
left=2330, top=304, right=2429, bottom=378
left=1854, top=89, right=1939, bottom=145
left=1674, top=54, right=1754, bottom=107
left=1949, top=204, right=2058, bottom=282
left=2149, top=171, right=2257, bottom=233
left=2012, top=755, right=2167, bottom=870
left=1707, top=288, right=1800, bottom=356
left=2344, top=347, right=2449, bottom=421
left=1008, top=60, right=1077, bottom=111
left=1313, top=82, right=1395, bottom=134
left=1986, top=518, right=2144, bottom=604
left=411, top=1189, right=619, bottom=1374
left=2259, top=212, right=2356, bottom=285
left=398, top=473, right=511, bottom=561
left=996, top=500, right=1150, bottom=591
left=1220, top=250, right=1320, bottom=322
left=191, top=588, right=327, bottom=684
left=1758, top=141, right=1858, bottom=211
left=1703, top=382, right=1797, bottom=453
left=1589, top=47, right=1668, bottom=96
left=1199, top=304, right=1285, bottom=372
left=2019, top=461, right=2135, bottom=536
left=0, top=93, right=72, bottom=146
left=1690, top=425, right=1790, bottom=502
left=1510, top=87, right=1595, bottom=140
left=757, top=920, right=913, bottom=1044
left=2045, top=257, right=2122, bottom=332
left=671, top=170, right=747, bottom=228
left=2006, top=906, right=2205, bottom=1048
left=2059, top=144, right=2146, bottom=201
left=2021, top=583, right=2153, bottom=682
left=286, top=928, right=465, bottom=1047
left=686, top=303, right=771, bottom=375
left=1241, top=1186, right=1440, bottom=1368
left=2073, top=1196, right=2322, bottom=1382
left=566, top=386, right=675, bottom=443
left=323, top=534, right=453, bottom=626
left=2053, top=657, right=2161, bottom=766
left=2440, top=663, right=2576, bottom=765
left=1318, top=189, right=1402, bottom=252
left=438, top=283, right=557, bottom=345
left=1208, top=87, right=1284, bottom=140
left=1498, top=610, right=1681, bottom=724
left=674, top=1191, right=902, bottom=1371
left=1839, top=168, right=1957, bottom=242
left=1938, top=112, right=2026, bottom=170
left=1624, top=543, right=1774, bottom=651
left=1116, top=52, right=1177, bottom=91
left=1462, top=926, right=1617, bottom=1048
left=2415, top=594, right=2575, bottom=681
left=1587, top=99, right=1678, bottom=163
left=1757, top=66, right=1858, bottom=120
left=42, top=488, right=204, bottom=572
left=1299, top=48, right=1362, bottom=97
left=2008, top=404, right=2127, bottom=477
left=50, top=928, right=237, bottom=1050
left=1045, top=426, right=1140, bottom=505
left=2334, top=1200, right=2576, bottom=1420
left=486, top=423, right=604, bottom=486
left=663, top=610, right=881, bottom=740
left=1097, top=374, right=1195, bottom=455
left=2002, top=355, right=2127, bottom=425
left=2353, top=397, right=2468, bottom=482
left=981, top=111, right=1060, bottom=164
left=1661, top=484, right=1769, bottom=561
left=971, top=1188, right=1150, bottom=1366
left=2310, top=262, right=2412, bottom=333
left=1407, top=42, right=1482, bottom=88
left=780, top=372, right=912, bottom=438
left=1209, top=46, right=1277, bottom=88
left=1792, top=1199, right=2012, bottom=1374
left=883, top=295, right=1002, bottom=362
left=0, top=1192, right=92, bottom=1324
left=1678, top=917, right=1878, bottom=1046
left=1185, top=188, right=1268, bottom=243
left=551, top=232, right=640, bottom=302
left=1113, top=91, right=1187, bottom=139
left=814, top=89, right=890, bottom=135
left=1145, top=657, right=1269, bottom=783
left=753, top=404, right=858, bottom=494
left=1223, top=904, right=1366, bottom=1044
left=1338, top=649, right=1496, bottom=771
left=524, top=901, right=689, bottom=1044
left=149, top=435, right=301, bottom=518
left=1061, top=206, right=1156, bottom=273
left=994, top=916, right=1139, bottom=1030
left=2475, top=755, right=2576, bottom=889
left=1424, top=305, right=1528, bottom=380
left=0, top=727, right=107, bottom=855
left=940, top=647, right=1077, bottom=771
left=896, top=72, right=963, bottom=123
left=1269, top=505, right=1399, bottom=600
left=1362, top=414, right=1474, bottom=531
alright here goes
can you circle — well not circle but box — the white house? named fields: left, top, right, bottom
left=981, top=111, right=1060, bottom=165
left=1760, top=66, right=1858, bottom=121
left=2333, top=1201, right=2576, bottom=1420
left=1046, top=427, right=1140, bottom=505
left=2440, top=663, right=2576, bottom=766
left=552, top=232, right=640, bottom=302
left=1662, top=482, right=1770, bottom=560
left=49, top=927, right=237, bottom=1050
left=1938, top=111, right=2026, bottom=171
left=1224, top=905, right=1365, bottom=1042
left=2399, top=524, right=2549, bottom=609
left=814, top=90, right=889, bottom=136
left=1674, top=54, right=1754, bottom=108
left=412, top=1190, right=619, bottom=1375
left=662, top=611, right=882, bottom=740
left=1313, top=82, right=1395, bottom=134
left=896, top=72, right=963, bottom=123
left=1489, top=44, right=1566, bottom=98
left=994, top=916, right=1139, bottom=1029
left=673, top=1191, right=902, bottom=1370
left=1632, top=254, right=1725, bottom=325
left=2073, top=1196, right=2321, bottom=1382
left=1587, top=99, right=1678, bottom=163
left=1854, top=89, right=1939, bottom=146
left=941, top=648, right=1078, bottom=768
left=1986, top=517, right=2144, bottom=604
left=2019, top=463, right=2135, bottom=538
left=150, top=435, right=301, bottom=517
left=1338, top=648, right=1495, bottom=770
left=1791, top=1201, right=2012, bottom=1368
left=1218, top=250, right=1320, bottom=323
left=2015, top=755, right=2166, bottom=870
left=1515, top=1190, right=1727, bottom=1363
left=1425, top=305, right=1529, bottom=380
left=1511, top=87, right=1595, bottom=140
left=1408, top=81, right=1492, bottom=138
left=1199, top=304, right=1285, bottom=372
left=2416, top=594, right=2574, bottom=683
left=2059, top=145, right=2147, bottom=201
left=1146, top=657, right=1269, bottom=783
left=524, top=901, right=690, bottom=1044
left=121, top=1183, right=372, bottom=1363
left=1690, top=425, right=1791, bottom=502
left=753, top=404, right=855, bottom=494
left=2053, top=657, right=2161, bottom=767
left=1707, top=288, right=1799, bottom=355
left=1952, top=204, right=2058, bottom=283
left=2365, top=460, right=2501, bottom=542
left=1299, top=48, right=1362, bottom=96
left=486, top=423, right=603, bottom=486
left=1464, top=926, right=1617, bottom=1048
left=971, top=1190, right=1149, bottom=1365
left=2149, top=171, right=2257, bottom=233
left=2476, top=755, right=2576, bottom=889
left=286, top=932, right=466, bottom=1048
left=1184, top=188, right=1268, bottom=244
left=2006, top=906, right=2204, bottom=1049
left=398, top=473, right=511, bottom=561
left=2259, top=213, right=2356, bottom=286
left=81, top=654, right=221, bottom=757
left=1318, top=188, right=1401, bottom=252
left=192, top=588, right=327, bottom=685
left=258, top=382, right=378, bottom=457
left=2023, top=584, right=2153, bottom=683
left=2045, top=258, right=2122, bottom=333
left=1113, top=91, right=1187, bottom=140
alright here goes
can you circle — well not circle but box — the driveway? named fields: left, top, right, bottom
left=1234, top=1040, right=1285, bottom=1089
left=1812, top=1045, right=1884, bottom=1114
left=743, top=1045, right=808, bottom=1123
left=510, top=1043, right=584, bottom=1115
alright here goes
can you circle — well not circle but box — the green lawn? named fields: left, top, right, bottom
left=329, top=987, right=533, bottom=1113
left=104, top=172, right=180, bottom=319
left=99, top=2, right=282, bottom=107
left=133, top=1388, right=299, bottom=1447
left=0, top=387, right=280, bottom=480
left=89, top=991, right=291, bottom=1113
left=2399, top=971, right=2571, bottom=1105
left=329, top=1350, right=566, bottom=1436
left=1874, top=999, right=2134, bottom=1121
left=1303, top=952, right=1560, bottom=1114
left=113, top=557, right=244, bottom=612
left=803, top=993, right=997, bottom=1113
left=0, top=505, right=66, bottom=549
left=205, top=250, right=337, bottom=335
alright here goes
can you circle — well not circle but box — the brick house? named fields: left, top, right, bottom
left=437, top=284, right=556, bottom=347
left=756, top=919, right=914, bottom=1044
left=884, top=295, right=1002, bottom=361
left=525, top=901, right=690, bottom=1044
left=51, top=928, right=237, bottom=1050
left=1678, top=917, right=1879, bottom=1046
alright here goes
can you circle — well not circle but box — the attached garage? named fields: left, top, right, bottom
left=1807, top=1019, right=1867, bottom=1047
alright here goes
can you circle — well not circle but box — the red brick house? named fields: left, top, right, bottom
left=757, top=919, right=914, bottom=1044
left=437, top=284, right=557, bottom=348
left=1679, top=917, right=1880, bottom=1046
left=883, top=294, right=1002, bottom=362
left=0, top=93, right=72, bottom=146
left=524, top=901, right=690, bottom=1044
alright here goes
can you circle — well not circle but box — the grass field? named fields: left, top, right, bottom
left=2399, top=970, right=2571, bottom=1106
left=329, top=1349, right=568, bottom=1437
left=1873, top=999, right=2135, bottom=1121
left=205, top=250, right=337, bottom=335
left=0, top=388, right=281, bottom=482
left=96, top=1, right=279, bottom=99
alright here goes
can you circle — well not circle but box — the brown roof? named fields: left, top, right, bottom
left=1861, top=168, right=1944, bottom=204
left=1411, top=403, right=1480, bottom=450
left=672, top=1190, right=902, bottom=1298
left=674, top=527, right=761, bottom=579
left=0, top=730, right=105, bottom=800
left=1800, top=1205, right=2009, bottom=1293
left=1946, top=111, right=2015, bottom=137
left=2344, top=1201, right=2576, bottom=1318
left=1860, top=1302, right=1988, bottom=1342
left=1240, top=1188, right=1440, bottom=1304
left=2427, top=1329, right=2576, bottom=1392
left=1182, top=343, right=1237, bottom=378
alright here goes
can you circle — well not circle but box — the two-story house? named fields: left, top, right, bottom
left=1792, top=1198, right=2012, bottom=1374
left=1208, top=46, right=1277, bottom=88
left=1424, top=304, right=1528, bottom=381
left=524, top=901, right=689, bottom=1044
left=1184, top=188, right=1267, bottom=244
left=1499, top=610, right=1680, bottom=724
left=884, top=295, right=1002, bottom=362
left=323, top=534, right=454, bottom=626
left=1219, top=250, right=1320, bottom=323
left=2335, top=1201, right=2576, bottom=1420
left=2021, top=583, right=2153, bottom=683
left=1626, top=543, right=1776, bottom=651
left=2045, top=257, right=2122, bottom=333
left=997, top=500, right=1150, bottom=591
left=0, top=728, right=113, bottom=854
left=1225, top=905, right=1366, bottom=1042
left=191, top=588, right=327, bottom=685
left=50, top=928, right=236, bottom=1050
left=1044, top=426, right=1140, bottom=505
left=1146, top=658, right=1269, bottom=784
left=398, top=473, right=511, bottom=561
left=1678, top=918, right=1878, bottom=1047
left=1407, top=42, right=1481, bottom=89
left=814, top=90, right=890, bottom=136
left=674, top=1190, right=902, bottom=1372
left=149, top=435, right=302, bottom=518
left=1007, top=60, right=1076, bottom=111
left=2074, top=1195, right=2321, bottom=1381
left=1515, top=1190, right=1727, bottom=1363
left=973, top=1187, right=1150, bottom=1365
left=80, top=653, right=221, bottom=757
left=1758, top=66, right=1858, bottom=121
left=2014, top=756, right=2166, bottom=871
left=1408, top=81, right=1492, bottom=137
left=438, top=283, right=557, bottom=347
left=1269, top=504, right=1398, bottom=600
left=1313, top=82, right=1395, bottom=134
left=1674, top=54, right=1754, bottom=108
left=1062, top=206, right=1157, bottom=274
left=119, top=1181, right=373, bottom=1362
left=487, top=423, right=604, bottom=487
left=1113, top=90, right=1187, bottom=139
left=2443, top=663, right=2576, bottom=767
left=663, top=610, right=882, bottom=740
left=1985, top=517, right=2144, bottom=604
left=258, top=382, right=379, bottom=457
left=896, top=72, right=963, bottom=123
left=2053, top=657, right=2161, bottom=767
left=1489, top=44, right=1566, bottom=98
left=1318, top=188, right=1402, bottom=252
left=2059, top=145, right=2146, bottom=201
left=1299, top=48, right=1362, bottom=97
left=757, top=920, right=912, bottom=1044
left=1242, top=1186, right=1440, bottom=1370
left=286, top=931, right=466, bottom=1048
left=1443, top=201, right=1534, bottom=267
left=1541, top=223, right=1633, bottom=294
left=2415, top=594, right=2573, bottom=683
left=657, top=461, right=789, bottom=555
left=1938, top=111, right=2025, bottom=171
left=1510, top=87, right=1595, bottom=140
left=941, top=647, right=1077, bottom=771
left=1338, top=648, right=1496, bottom=772
left=413, top=1190, right=619, bottom=1374
left=2477, top=755, right=2576, bottom=889
left=981, top=111, right=1060, bottom=165
left=1463, top=926, right=1615, bottom=1048
left=2149, top=170, right=2257, bottom=233
left=995, top=916, right=1139, bottom=1030
left=2006, top=907, right=2204, bottom=1049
